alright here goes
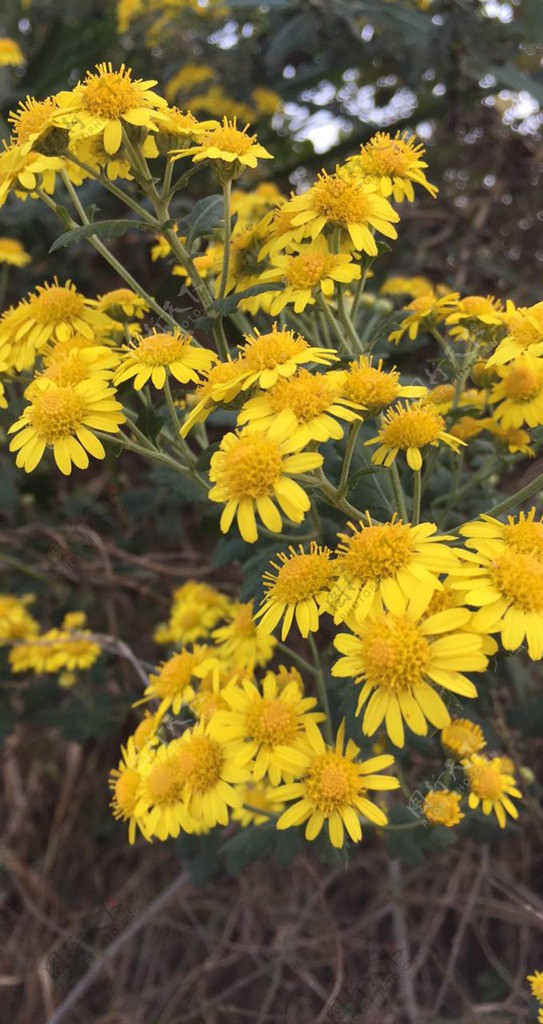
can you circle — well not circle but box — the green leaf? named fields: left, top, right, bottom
left=209, top=283, right=283, bottom=319
left=177, top=195, right=224, bottom=248
left=135, top=405, right=164, bottom=445
left=49, top=219, right=144, bottom=252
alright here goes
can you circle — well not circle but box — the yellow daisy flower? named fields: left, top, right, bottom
left=231, top=325, right=337, bottom=393
left=486, top=423, right=535, bottom=457
left=329, top=515, right=460, bottom=623
left=212, top=601, right=276, bottom=671
left=489, top=354, right=543, bottom=429
left=9, top=612, right=101, bottom=675
left=9, top=377, right=125, bottom=474
left=283, top=169, right=399, bottom=253
left=449, top=415, right=492, bottom=443
left=96, top=288, right=150, bottom=323
left=208, top=419, right=323, bottom=544
left=365, top=401, right=465, bottom=470
left=0, top=593, right=39, bottom=643
left=460, top=507, right=543, bottom=562
left=0, top=37, right=24, bottom=67
left=131, top=711, right=160, bottom=751
left=440, top=718, right=486, bottom=759
left=0, top=142, right=62, bottom=208
left=255, top=542, right=336, bottom=640
left=232, top=782, right=285, bottom=826
left=449, top=546, right=543, bottom=660
left=274, top=720, right=399, bottom=848
left=34, top=341, right=119, bottom=389
left=346, top=130, right=438, bottom=202
left=230, top=181, right=284, bottom=228
left=170, top=116, right=272, bottom=176
left=237, top=368, right=363, bottom=446
left=380, top=275, right=437, bottom=299
left=423, top=788, right=464, bottom=826
left=262, top=236, right=361, bottom=314
left=209, top=674, right=324, bottom=785
left=0, top=237, right=31, bottom=267
left=137, top=645, right=214, bottom=718
left=487, top=300, right=543, bottom=366
left=2, top=279, right=111, bottom=351
left=180, top=358, right=243, bottom=437
left=154, top=581, right=230, bottom=647
left=332, top=593, right=488, bottom=747
left=114, top=329, right=216, bottom=390
left=464, top=753, right=521, bottom=828
left=8, top=95, right=63, bottom=155
left=109, top=739, right=148, bottom=845
left=134, top=738, right=194, bottom=840
left=338, top=355, right=426, bottom=415
left=388, top=292, right=458, bottom=344
left=56, top=62, right=168, bottom=154
left=527, top=971, right=543, bottom=1003
left=444, top=294, right=504, bottom=341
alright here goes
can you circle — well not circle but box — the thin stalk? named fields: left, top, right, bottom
left=65, top=154, right=159, bottom=224
left=163, top=375, right=181, bottom=438
left=218, top=178, right=232, bottom=301
left=275, top=640, right=319, bottom=678
left=483, top=470, right=543, bottom=518
left=336, top=283, right=363, bottom=354
left=308, top=633, right=333, bottom=746
left=242, top=804, right=277, bottom=820
left=336, top=420, right=361, bottom=499
left=389, top=460, right=409, bottom=522
left=351, top=260, right=373, bottom=319
left=317, top=297, right=350, bottom=357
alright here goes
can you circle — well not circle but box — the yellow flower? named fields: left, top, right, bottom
left=34, top=340, right=119, bottom=389
left=440, top=718, right=486, bottom=759
left=208, top=419, right=323, bottom=544
left=388, top=292, right=458, bottom=344
left=56, top=62, right=168, bottom=154
left=527, top=971, right=543, bottom=1003
left=0, top=593, right=39, bottom=643
left=464, top=753, right=521, bottom=828
left=8, top=95, right=63, bottom=155
left=109, top=739, right=148, bottom=845
left=96, top=288, right=150, bottom=322
left=283, top=170, right=399, bottom=253
left=212, top=601, right=276, bottom=671
left=0, top=142, right=63, bottom=208
left=230, top=181, right=284, bottom=229
left=9, top=377, right=125, bottom=474
left=154, top=581, right=230, bottom=647
left=329, top=515, right=460, bottom=623
left=460, top=507, right=543, bottom=562
left=9, top=612, right=100, bottom=675
left=275, top=720, right=399, bottom=848
left=0, top=37, right=24, bottom=67
left=232, top=782, right=284, bottom=826
left=154, top=107, right=217, bottom=150
left=486, top=422, right=535, bottom=456
left=422, top=384, right=486, bottom=416
left=170, top=116, right=273, bottom=176
left=332, top=593, right=488, bottom=747
left=339, top=355, right=426, bottom=415
left=131, top=711, right=160, bottom=751
left=489, top=354, right=543, bottom=429
left=2, top=279, right=111, bottom=353
left=380, top=275, right=438, bottom=299
left=449, top=545, right=543, bottom=660
left=365, top=401, right=465, bottom=470
left=209, top=674, right=324, bottom=785
left=423, top=789, right=464, bottom=826
left=487, top=300, right=543, bottom=366
left=0, top=237, right=31, bottom=267
left=138, top=645, right=214, bottom=718
left=180, top=358, right=243, bottom=436
left=444, top=294, right=504, bottom=341
left=346, top=130, right=438, bottom=202
left=165, top=64, right=215, bottom=102
left=256, top=542, right=336, bottom=640
left=134, top=738, right=194, bottom=840
left=251, top=87, right=283, bottom=118
left=114, top=328, right=216, bottom=390
left=449, top=415, right=492, bottom=443
left=231, top=325, right=337, bottom=393
left=237, top=368, right=363, bottom=446
left=262, top=236, right=361, bottom=314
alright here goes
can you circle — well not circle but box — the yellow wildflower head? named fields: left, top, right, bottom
left=212, top=601, right=276, bottom=671
left=256, top=542, right=336, bottom=640
left=114, top=329, right=216, bottom=390
left=0, top=236, right=31, bottom=267
left=441, top=718, right=486, bottom=758
left=347, top=130, right=438, bottom=202
left=340, top=355, right=426, bottom=414
left=263, top=236, right=361, bottom=314
left=423, top=788, right=464, bottom=826
left=465, top=753, right=521, bottom=828
left=365, top=401, right=465, bottom=470
left=170, top=116, right=273, bottom=179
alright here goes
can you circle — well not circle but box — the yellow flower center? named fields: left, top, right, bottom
left=30, top=285, right=85, bottom=325
left=230, top=603, right=257, bottom=637
left=337, top=521, right=414, bottom=581
left=503, top=365, right=542, bottom=401
left=176, top=735, right=223, bottom=793
left=242, top=330, right=308, bottom=370
left=468, top=760, right=505, bottom=800
left=201, top=123, right=255, bottom=155
left=9, top=96, right=58, bottom=143
left=343, top=363, right=400, bottom=412
left=426, top=384, right=455, bottom=405
left=502, top=518, right=543, bottom=559
left=82, top=67, right=140, bottom=117
left=245, top=696, right=298, bottom=746
left=132, top=332, right=192, bottom=366
left=311, top=174, right=376, bottom=225
left=457, top=296, right=498, bottom=316
left=269, top=550, right=334, bottom=602
left=356, top=616, right=429, bottom=690
left=305, top=751, right=360, bottom=813
left=358, top=135, right=417, bottom=176
left=441, top=719, right=485, bottom=757
left=216, top=434, right=283, bottom=499
left=407, top=295, right=436, bottom=315
left=28, top=386, right=85, bottom=442
left=198, top=360, right=241, bottom=398
left=43, top=353, right=93, bottom=387
left=284, top=252, right=332, bottom=289
left=380, top=406, right=445, bottom=450
left=490, top=549, right=543, bottom=612
left=150, top=651, right=197, bottom=697
left=146, top=759, right=184, bottom=804
left=100, top=288, right=140, bottom=309
left=423, top=789, right=461, bottom=826
left=114, top=768, right=140, bottom=816
left=268, top=370, right=338, bottom=421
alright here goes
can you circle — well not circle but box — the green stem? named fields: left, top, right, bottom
left=412, top=468, right=422, bottom=526
left=389, top=460, right=409, bottom=522
left=95, top=430, right=208, bottom=489
left=242, top=804, right=277, bottom=820
left=163, top=375, right=181, bottom=438
left=65, top=154, right=159, bottom=224
left=317, top=470, right=366, bottom=520
left=317, top=297, right=350, bottom=357
left=275, top=641, right=318, bottom=678
left=308, top=633, right=333, bottom=746
left=351, top=260, right=373, bottom=320
left=336, top=421, right=361, bottom=500
left=218, top=178, right=232, bottom=301
left=483, top=470, right=543, bottom=518
left=336, top=283, right=363, bottom=354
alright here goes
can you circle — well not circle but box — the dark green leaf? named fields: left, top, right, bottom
left=177, top=195, right=224, bottom=248
left=49, top=219, right=144, bottom=252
